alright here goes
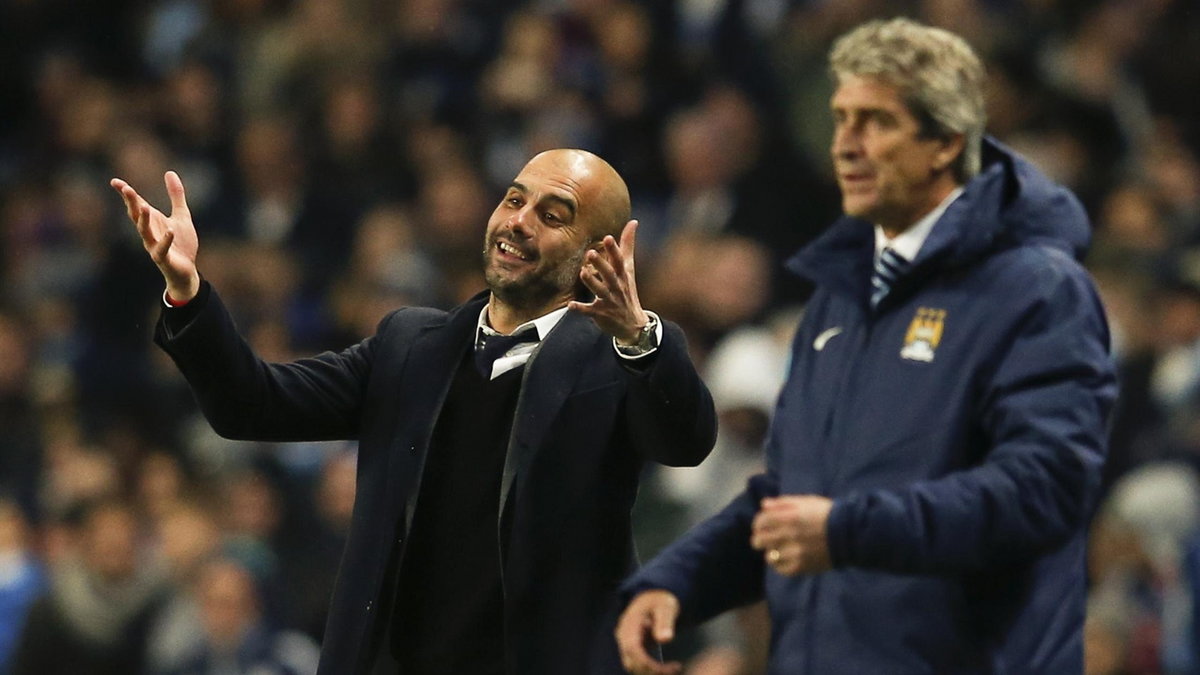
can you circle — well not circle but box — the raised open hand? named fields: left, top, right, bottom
left=110, top=171, right=200, bottom=302
left=568, top=220, right=649, bottom=343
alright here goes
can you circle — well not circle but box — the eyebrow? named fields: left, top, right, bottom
left=831, top=103, right=895, bottom=117
left=511, top=181, right=577, bottom=218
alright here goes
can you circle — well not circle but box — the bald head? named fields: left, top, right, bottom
left=525, top=149, right=631, bottom=242
left=483, top=148, right=632, bottom=326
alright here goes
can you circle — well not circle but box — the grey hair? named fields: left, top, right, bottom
left=829, top=18, right=986, bottom=181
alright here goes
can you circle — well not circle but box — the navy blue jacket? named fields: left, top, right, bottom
left=622, top=139, right=1118, bottom=674
left=154, top=287, right=716, bottom=675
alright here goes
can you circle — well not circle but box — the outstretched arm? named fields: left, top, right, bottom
left=111, top=171, right=375, bottom=442
left=110, top=171, right=200, bottom=303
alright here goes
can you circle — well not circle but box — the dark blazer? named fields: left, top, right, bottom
left=155, top=284, right=716, bottom=675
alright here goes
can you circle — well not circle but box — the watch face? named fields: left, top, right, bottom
left=641, top=317, right=659, bottom=349
left=616, top=318, right=657, bottom=355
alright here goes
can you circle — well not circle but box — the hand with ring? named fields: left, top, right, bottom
left=750, top=495, right=834, bottom=576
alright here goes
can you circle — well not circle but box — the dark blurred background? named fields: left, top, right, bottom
left=0, top=0, right=1198, bottom=673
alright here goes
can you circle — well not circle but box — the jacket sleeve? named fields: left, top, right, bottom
left=621, top=472, right=777, bottom=624
left=826, top=261, right=1118, bottom=573
left=154, top=281, right=389, bottom=442
left=620, top=319, right=717, bottom=467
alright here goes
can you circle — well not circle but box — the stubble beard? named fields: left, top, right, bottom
left=483, top=240, right=588, bottom=312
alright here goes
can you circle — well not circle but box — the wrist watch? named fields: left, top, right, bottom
left=616, top=314, right=660, bottom=356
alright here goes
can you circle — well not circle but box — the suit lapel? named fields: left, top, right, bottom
left=499, top=309, right=597, bottom=519
left=388, top=293, right=487, bottom=534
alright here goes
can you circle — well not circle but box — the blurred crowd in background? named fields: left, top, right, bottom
left=0, top=0, right=1199, bottom=673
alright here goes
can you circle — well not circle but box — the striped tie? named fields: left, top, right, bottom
left=870, top=247, right=908, bottom=309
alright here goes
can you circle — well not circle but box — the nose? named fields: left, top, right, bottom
left=831, top=122, right=862, bottom=161
left=508, top=203, right=536, bottom=237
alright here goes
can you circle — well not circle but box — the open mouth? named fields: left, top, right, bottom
left=496, top=240, right=532, bottom=261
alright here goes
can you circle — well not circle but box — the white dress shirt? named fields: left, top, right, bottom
left=873, top=187, right=964, bottom=262
left=475, top=306, right=663, bottom=380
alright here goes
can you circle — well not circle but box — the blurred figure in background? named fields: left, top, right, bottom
left=282, top=450, right=357, bottom=642
left=0, top=314, right=42, bottom=521
left=10, top=498, right=165, bottom=675
left=619, top=18, right=1116, bottom=674
left=641, top=233, right=772, bottom=364
left=1088, top=462, right=1200, bottom=674
left=159, top=556, right=319, bottom=675
left=0, top=500, right=44, bottom=675
left=145, top=499, right=224, bottom=674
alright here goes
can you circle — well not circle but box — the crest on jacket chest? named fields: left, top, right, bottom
left=899, top=307, right=946, bottom=362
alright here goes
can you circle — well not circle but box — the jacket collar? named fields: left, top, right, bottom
left=785, top=137, right=1092, bottom=303
left=499, top=309, right=600, bottom=520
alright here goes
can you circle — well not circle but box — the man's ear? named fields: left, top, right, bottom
left=933, top=134, right=965, bottom=174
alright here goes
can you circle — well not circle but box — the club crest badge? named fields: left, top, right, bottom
left=900, top=307, right=946, bottom=362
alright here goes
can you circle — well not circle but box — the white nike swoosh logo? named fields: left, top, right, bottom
left=813, top=327, right=844, bottom=351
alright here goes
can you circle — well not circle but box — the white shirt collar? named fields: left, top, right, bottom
left=874, top=186, right=964, bottom=262
left=476, top=304, right=569, bottom=340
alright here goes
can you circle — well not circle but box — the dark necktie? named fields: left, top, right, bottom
left=474, top=328, right=539, bottom=378
left=870, top=247, right=909, bottom=309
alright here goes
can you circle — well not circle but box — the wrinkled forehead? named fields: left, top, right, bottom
left=831, top=74, right=908, bottom=110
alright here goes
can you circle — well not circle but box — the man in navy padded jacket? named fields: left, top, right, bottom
left=616, top=18, right=1117, bottom=675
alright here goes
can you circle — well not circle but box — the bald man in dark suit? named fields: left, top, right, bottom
left=111, top=149, right=716, bottom=675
